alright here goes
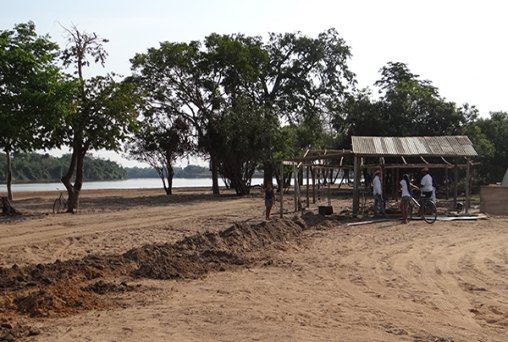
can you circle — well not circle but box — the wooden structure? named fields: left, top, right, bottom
left=280, top=136, right=478, bottom=218
left=279, top=149, right=353, bottom=218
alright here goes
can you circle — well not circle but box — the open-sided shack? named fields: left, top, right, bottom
left=280, top=136, right=478, bottom=217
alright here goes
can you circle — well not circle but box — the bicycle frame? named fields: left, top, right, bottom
left=409, top=193, right=437, bottom=224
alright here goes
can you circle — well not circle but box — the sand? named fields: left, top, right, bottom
left=0, top=187, right=507, bottom=341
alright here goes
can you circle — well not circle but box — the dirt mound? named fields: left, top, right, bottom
left=0, top=318, right=39, bottom=342
left=124, top=217, right=306, bottom=279
left=12, top=283, right=108, bottom=318
left=82, top=280, right=138, bottom=295
left=0, top=255, right=131, bottom=291
left=0, top=216, right=311, bottom=321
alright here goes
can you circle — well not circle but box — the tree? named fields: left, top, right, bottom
left=126, top=116, right=192, bottom=194
left=471, top=112, right=508, bottom=183
left=130, top=34, right=268, bottom=196
left=208, top=98, right=269, bottom=194
left=339, top=62, right=470, bottom=139
left=130, top=29, right=355, bottom=195
left=0, top=22, right=69, bottom=200
left=130, top=40, right=223, bottom=194
left=58, top=26, right=140, bottom=212
left=257, top=29, right=355, bottom=186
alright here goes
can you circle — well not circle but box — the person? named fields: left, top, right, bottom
left=263, top=183, right=274, bottom=220
left=399, top=174, right=412, bottom=224
left=372, top=170, right=385, bottom=217
left=420, top=167, right=434, bottom=201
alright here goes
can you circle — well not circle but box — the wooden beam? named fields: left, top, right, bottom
left=369, top=163, right=470, bottom=169
left=282, top=160, right=297, bottom=166
left=441, top=156, right=452, bottom=165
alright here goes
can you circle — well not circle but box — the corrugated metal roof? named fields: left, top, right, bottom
left=352, top=136, right=477, bottom=157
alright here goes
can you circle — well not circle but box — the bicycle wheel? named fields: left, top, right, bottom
left=53, top=198, right=61, bottom=214
left=421, top=200, right=437, bottom=224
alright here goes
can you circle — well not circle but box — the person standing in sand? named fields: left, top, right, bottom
left=372, top=170, right=385, bottom=217
left=399, top=174, right=412, bottom=224
left=263, top=183, right=274, bottom=220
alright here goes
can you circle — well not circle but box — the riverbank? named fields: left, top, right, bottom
left=1, top=188, right=507, bottom=341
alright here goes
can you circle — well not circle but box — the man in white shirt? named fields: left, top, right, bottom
left=372, top=170, right=385, bottom=216
left=420, top=167, right=434, bottom=200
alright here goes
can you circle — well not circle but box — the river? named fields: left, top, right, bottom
left=0, top=178, right=266, bottom=193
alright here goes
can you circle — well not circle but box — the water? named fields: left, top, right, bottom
left=0, top=178, right=267, bottom=193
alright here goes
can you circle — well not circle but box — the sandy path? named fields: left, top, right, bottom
left=18, top=217, right=507, bottom=342
left=1, top=188, right=507, bottom=341
left=0, top=189, right=266, bottom=267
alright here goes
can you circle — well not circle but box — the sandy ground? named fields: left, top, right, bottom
left=0, top=187, right=507, bottom=341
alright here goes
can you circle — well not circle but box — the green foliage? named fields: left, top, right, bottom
left=125, top=165, right=210, bottom=179
left=177, top=165, right=211, bottom=178
left=0, top=22, right=74, bottom=149
left=469, top=112, right=508, bottom=183
left=130, top=29, right=355, bottom=193
left=211, top=98, right=269, bottom=194
left=336, top=62, right=471, bottom=140
left=56, top=26, right=141, bottom=209
left=0, top=153, right=126, bottom=182
left=125, top=114, right=193, bottom=194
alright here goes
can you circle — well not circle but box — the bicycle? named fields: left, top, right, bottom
left=408, top=189, right=437, bottom=224
left=53, top=192, right=68, bottom=214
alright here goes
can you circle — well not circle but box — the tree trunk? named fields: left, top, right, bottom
left=71, top=149, right=87, bottom=211
left=210, top=156, right=220, bottom=196
left=165, top=164, right=174, bottom=195
left=61, top=144, right=85, bottom=213
left=263, top=160, right=273, bottom=187
left=1, top=196, right=20, bottom=216
left=61, top=148, right=77, bottom=213
left=5, top=147, right=13, bottom=201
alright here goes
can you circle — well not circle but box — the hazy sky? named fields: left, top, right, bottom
left=2, top=0, right=507, bottom=166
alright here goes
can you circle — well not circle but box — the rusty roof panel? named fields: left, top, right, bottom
left=436, top=136, right=455, bottom=155
left=352, top=136, right=477, bottom=157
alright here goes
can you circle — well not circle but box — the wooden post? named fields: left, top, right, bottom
left=317, top=168, right=321, bottom=202
left=327, top=182, right=331, bottom=206
left=445, top=167, right=449, bottom=200
left=293, top=165, right=299, bottom=212
left=465, top=160, right=470, bottom=213
left=353, top=156, right=361, bottom=216
left=306, top=165, right=310, bottom=208
left=312, top=166, right=316, bottom=204
left=453, top=159, right=459, bottom=208
left=280, top=162, right=284, bottom=218
left=395, top=168, right=400, bottom=201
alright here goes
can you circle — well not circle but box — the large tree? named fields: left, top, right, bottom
left=126, top=116, right=192, bottom=194
left=257, top=29, right=355, bottom=185
left=470, top=111, right=508, bottom=183
left=0, top=22, right=69, bottom=200
left=339, top=62, right=470, bottom=140
left=131, top=29, right=355, bottom=194
left=58, top=26, right=139, bottom=212
left=131, top=34, right=268, bottom=195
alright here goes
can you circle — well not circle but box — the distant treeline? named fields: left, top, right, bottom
left=126, top=164, right=211, bottom=179
left=0, top=152, right=211, bottom=183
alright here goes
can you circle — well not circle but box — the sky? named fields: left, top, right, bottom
left=2, top=0, right=507, bottom=166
